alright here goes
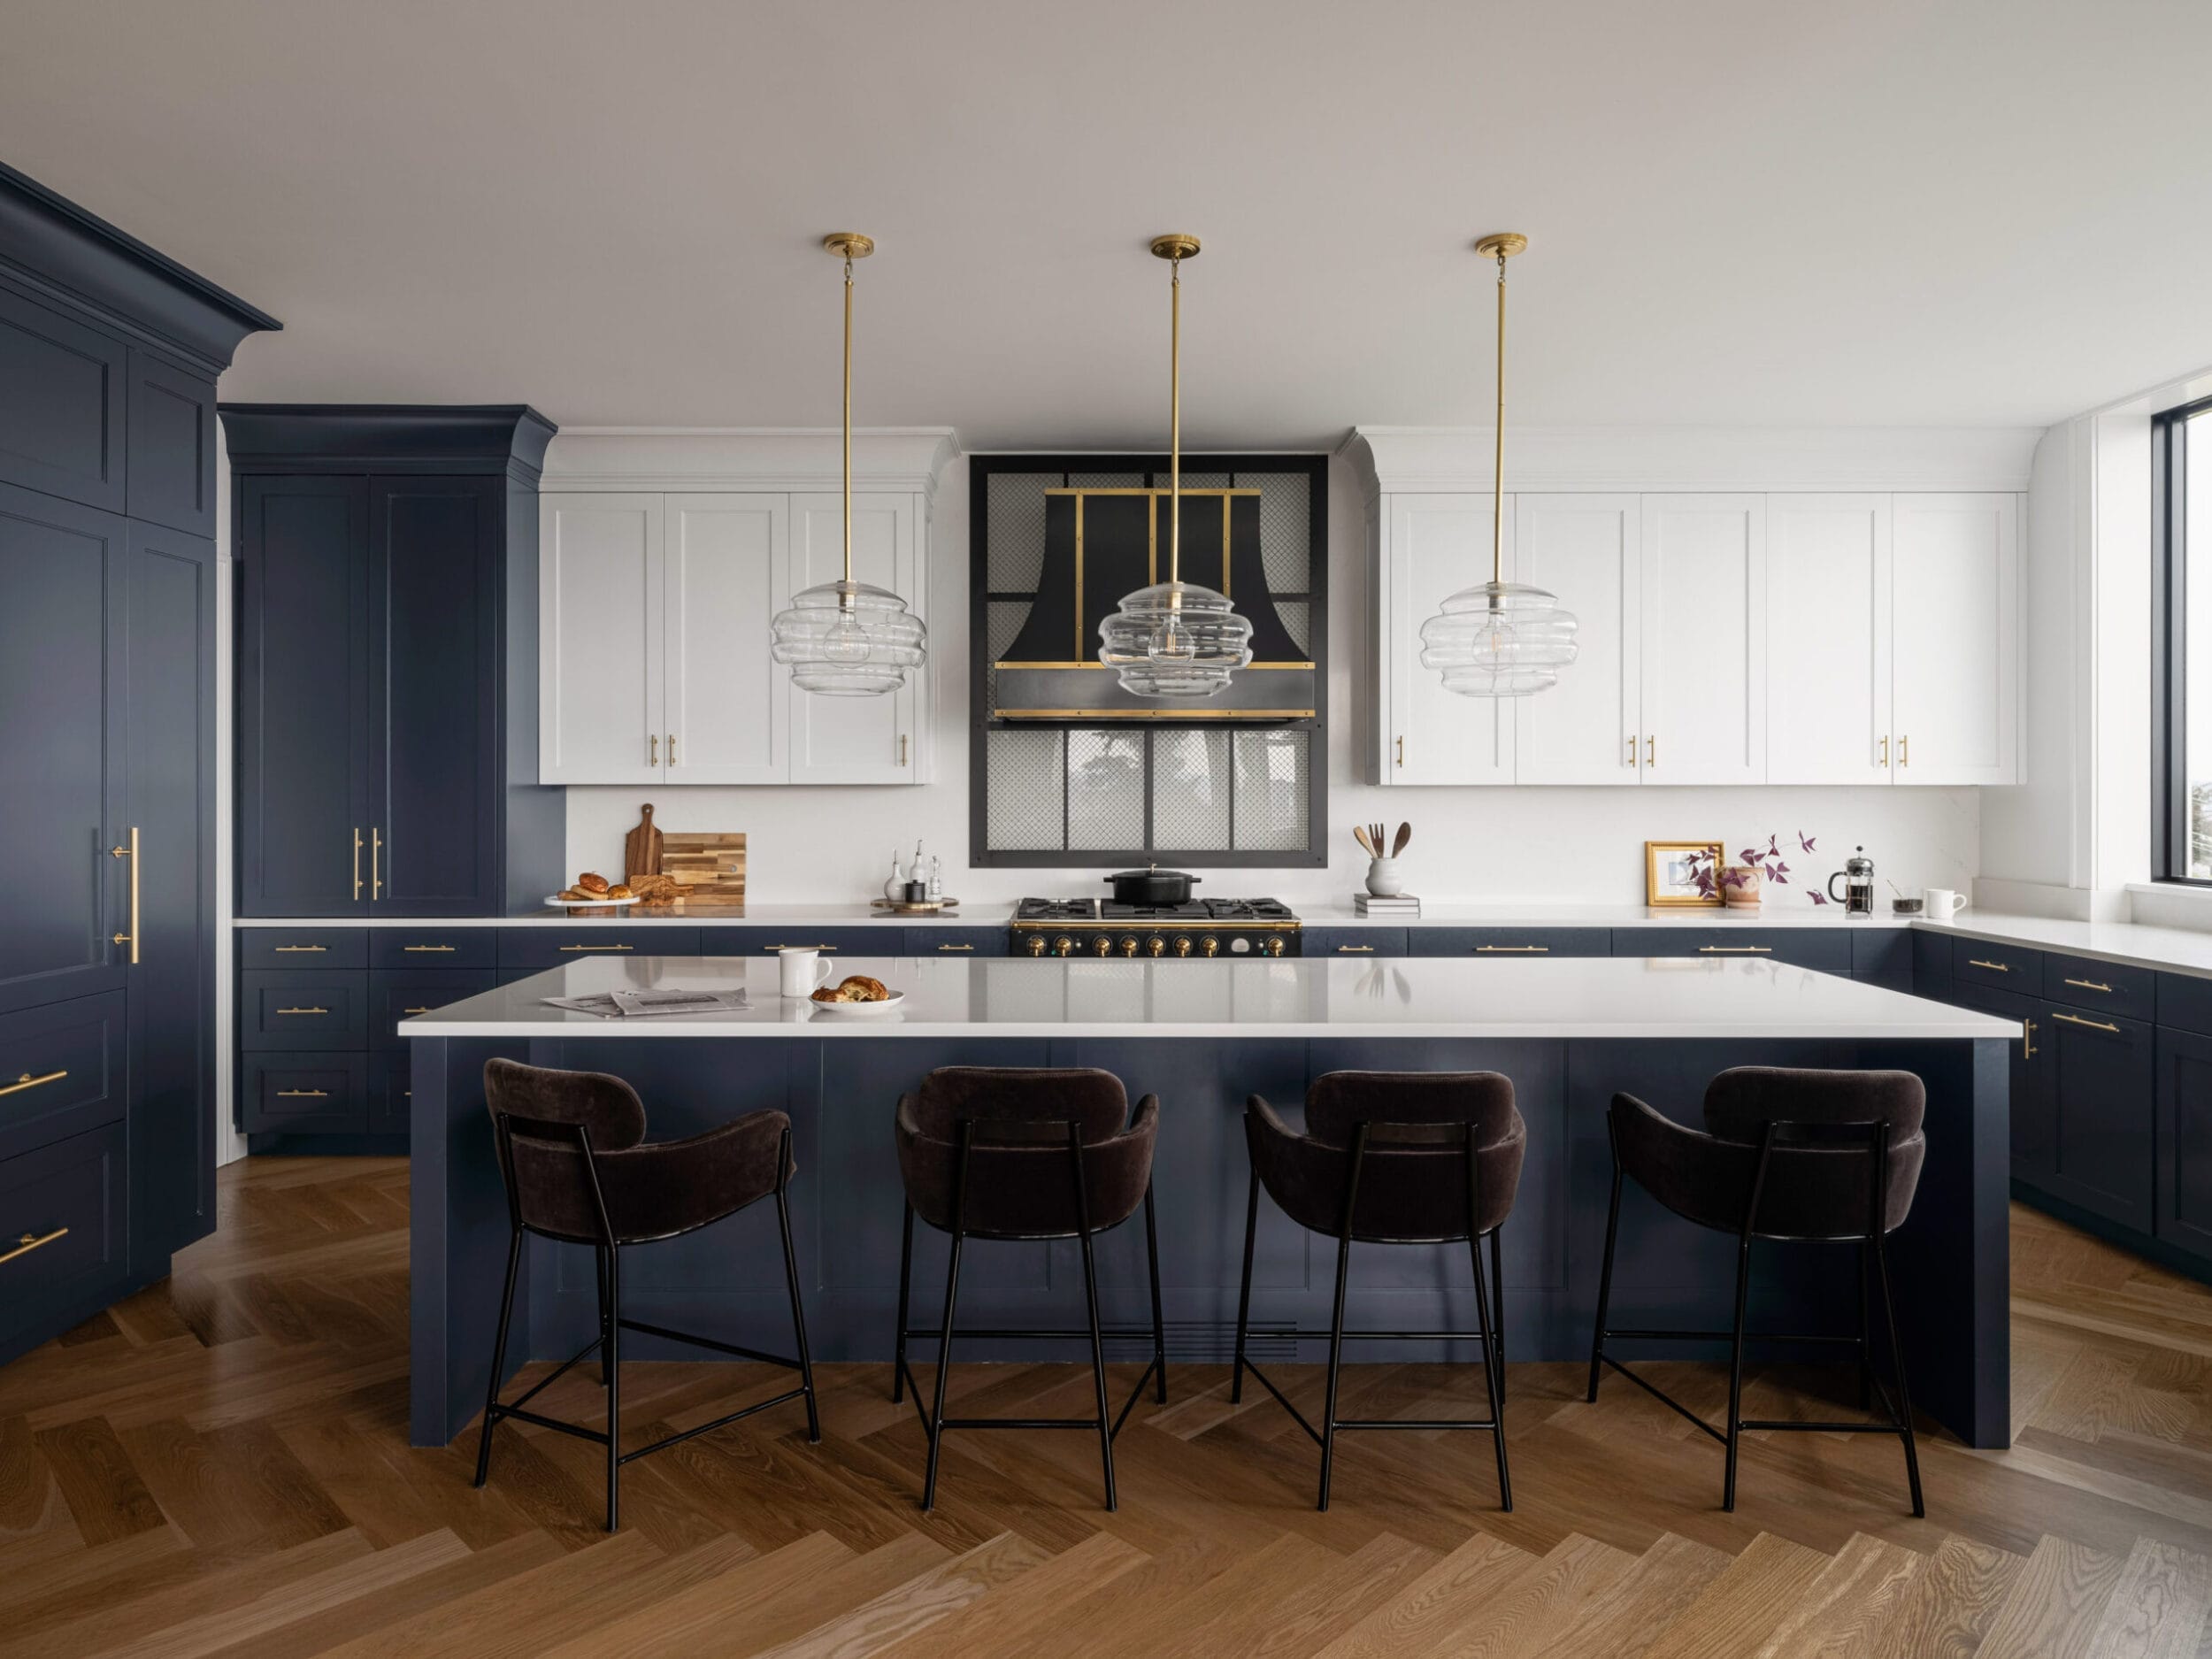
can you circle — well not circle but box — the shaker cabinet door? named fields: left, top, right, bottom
left=539, top=494, right=664, bottom=785
left=1892, top=493, right=2018, bottom=785
left=1381, top=494, right=1514, bottom=785
left=1512, top=495, right=1640, bottom=785
left=787, top=492, right=919, bottom=783
left=0, top=482, right=126, bottom=1014
left=664, top=495, right=789, bottom=784
left=1639, top=495, right=1765, bottom=785
left=2157, top=1027, right=2212, bottom=1259
left=236, top=475, right=373, bottom=916
left=2039, top=1002, right=2154, bottom=1232
left=1765, top=495, right=1893, bottom=785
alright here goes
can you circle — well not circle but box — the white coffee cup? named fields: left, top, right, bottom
left=778, top=947, right=836, bottom=998
left=1922, top=887, right=1967, bottom=919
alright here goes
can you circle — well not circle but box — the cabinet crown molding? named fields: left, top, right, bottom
left=1340, top=424, right=2040, bottom=497
left=543, top=427, right=958, bottom=497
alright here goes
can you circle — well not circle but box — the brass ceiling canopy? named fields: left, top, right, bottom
left=821, top=233, right=874, bottom=260
left=1148, top=234, right=1202, bottom=262
left=1472, top=232, right=1527, bottom=261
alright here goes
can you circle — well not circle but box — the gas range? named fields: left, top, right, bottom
left=1010, top=897, right=1302, bottom=959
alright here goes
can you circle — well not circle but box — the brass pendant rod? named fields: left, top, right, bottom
left=1490, top=247, right=1506, bottom=588
left=841, top=251, right=855, bottom=591
left=1168, top=251, right=1182, bottom=591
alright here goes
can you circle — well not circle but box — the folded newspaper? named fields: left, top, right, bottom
left=542, top=987, right=751, bottom=1019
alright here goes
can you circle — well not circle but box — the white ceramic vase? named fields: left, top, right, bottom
left=1365, top=857, right=1406, bottom=897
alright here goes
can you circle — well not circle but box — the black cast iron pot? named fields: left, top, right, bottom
left=1104, top=865, right=1200, bottom=906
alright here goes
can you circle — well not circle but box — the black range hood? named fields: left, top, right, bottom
left=992, top=487, right=1314, bottom=719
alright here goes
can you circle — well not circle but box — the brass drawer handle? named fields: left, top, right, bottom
left=1966, top=959, right=2009, bottom=972
left=276, top=1087, right=329, bottom=1098
left=2052, top=1011, right=2122, bottom=1033
left=0, top=1069, right=65, bottom=1098
left=1, top=1227, right=67, bottom=1266
left=2022, top=1018, right=2036, bottom=1059
left=402, top=1007, right=433, bottom=1016
left=371, top=829, right=382, bottom=902
left=935, top=943, right=974, bottom=952
left=2062, top=977, right=2113, bottom=995
left=109, top=826, right=138, bottom=963
left=275, top=1006, right=329, bottom=1016
left=353, top=828, right=363, bottom=902
left=558, top=944, right=634, bottom=953
left=273, top=944, right=327, bottom=953
left=1336, top=945, right=1376, bottom=953
left=762, top=944, right=835, bottom=951
left=1698, top=946, right=1771, bottom=955
left=1476, top=945, right=1548, bottom=954
left=403, top=944, right=457, bottom=954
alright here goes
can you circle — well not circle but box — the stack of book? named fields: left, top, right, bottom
left=1353, top=893, right=1421, bottom=918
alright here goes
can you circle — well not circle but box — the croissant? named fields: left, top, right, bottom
left=836, top=974, right=888, bottom=1002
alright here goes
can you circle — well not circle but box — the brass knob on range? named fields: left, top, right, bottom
left=1148, top=936, right=1167, bottom=958
left=1094, top=933, right=1114, bottom=957
left=1025, top=934, right=1047, bottom=957
left=1173, top=935, right=1193, bottom=957
left=1263, top=935, right=1286, bottom=957
left=1201, top=936, right=1219, bottom=957
left=1120, top=935, right=1140, bottom=957
left=1054, top=935, right=1075, bottom=957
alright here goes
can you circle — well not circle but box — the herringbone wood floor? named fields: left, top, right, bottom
left=4, top=1159, right=2211, bottom=1655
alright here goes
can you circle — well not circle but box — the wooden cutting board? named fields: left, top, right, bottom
left=623, top=804, right=664, bottom=879
left=659, top=832, right=746, bottom=901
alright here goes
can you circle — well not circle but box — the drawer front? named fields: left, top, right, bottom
left=237, top=927, right=367, bottom=970
left=371, top=1051, right=412, bottom=1137
left=2160, top=972, right=2212, bottom=1039
left=1851, top=929, right=1914, bottom=991
left=907, top=929, right=1009, bottom=957
left=0, top=992, right=126, bottom=1162
left=697, top=926, right=907, bottom=959
left=1911, top=930, right=1953, bottom=987
left=1305, top=928, right=1409, bottom=957
left=0, top=1123, right=127, bottom=1357
left=497, top=927, right=701, bottom=968
left=368, top=969, right=498, bottom=1050
left=239, top=971, right=369, bottom=1050
left=242, top=1053, right=369, bottom=1134
left=369, top=929, right=497, bottom=970
left=1954, top=940, right=2043, bottom=995
left=2041, top=952, right=2155, bottom=1023
left=1408, top=928, right=1612, bottom=958
left=1612, top=929, right=1853, bottom=973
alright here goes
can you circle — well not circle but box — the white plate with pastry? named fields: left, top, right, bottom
left=808, top=976, right=904, bottom=1017
left=543, top=894, right=642, bottom=909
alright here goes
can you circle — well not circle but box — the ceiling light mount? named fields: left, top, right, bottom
left=821, top=233, right=874, bottom=260
left=1148, top=234, right=1202, bottom=263
left=1472, top=232, right=1527, bottom=261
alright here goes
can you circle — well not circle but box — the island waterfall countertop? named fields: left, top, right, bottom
left=397, top=954, right=2020, bottom=1041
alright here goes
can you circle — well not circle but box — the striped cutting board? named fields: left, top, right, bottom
left=659, top=832, right=747, bottom=900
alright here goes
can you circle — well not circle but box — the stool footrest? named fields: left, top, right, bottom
left=619, top=1316, right=804, bottom=1371
left=1603, top=1325, right=1862, bottom=1346
left=619, top=1386, right=811, bottom=1463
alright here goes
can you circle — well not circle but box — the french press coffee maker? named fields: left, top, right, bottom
left=1827, top=847, right=1875, bottom=917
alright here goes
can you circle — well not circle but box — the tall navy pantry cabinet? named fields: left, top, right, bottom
left=0, top=161, right=278, bottom=1363
left=225, top=407, right=565, bottom=919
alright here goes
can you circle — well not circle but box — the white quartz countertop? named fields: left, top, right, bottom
left=1913, top=912, right=2212, bottom=979
left=396, top=955, right=2019, bottom=1041
left=230, top=903, right=1005, bottom=929
left=1294, top=903, right=1909, bottom=930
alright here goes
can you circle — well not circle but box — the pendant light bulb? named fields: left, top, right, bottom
left=771, top=234, right=927, bottom=696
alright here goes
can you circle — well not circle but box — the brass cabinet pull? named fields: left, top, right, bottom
left=1698, top=945, right=1771, bottom=954
left=275, top=1006, right=329, bottom=1016
left=900, top=733, right=910, bottom=766
left=1336, top=944, right=1376, bottom=953
left=371, top=829, right=382, bottom=902
left=2052, top=1011, right=2122, bottom=1033
left=0, top=1070, right=65, bottom=1098
left=1967, top=959, right=2009, bottom=972
left=401, top=1007, right=432, bottom=1016
left=403, top=944, right=456, bottom=954
left=1647, top=734, right=1656, bottom=767
left=108, top=827, right=138, bottom=963
left=2062, top=977, right=2113, bottom=995
left=1394, top=735, right=1404, bottom=768
left=275, top=1088, right=328, bottom=1098
left=1900, top=734, right=1909, bottom=767
left=1626, top=734, right=1637, bottom=767
left=669, top=732, right=678, bottom=766
left=273, top=944, right=327, bottom=954
left=2022, top=1018, right=2036, bottom=1059
left=1880, top=734, right=1889, bottom=768
left=935, top=943, right=973, bottom=952
left=1476, top=945, right=1548, bottom=954
left=558, top=944, right=634, bottom=952
left=761, top=943, right=834, bottom=951
left=353, top=828, right=363, bottom=901
left=0, top=1227, right=67, bottom=1266
left=649, top=733, right=659, bottom=766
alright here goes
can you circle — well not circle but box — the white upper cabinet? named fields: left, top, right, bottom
left=663, top=495, right=788, bottom=785
left=787, top=491, right=919, bottom=784
left=540, top=494, right=662, bottom=785
left=1892, top=492, right=2019, bottom=784
left=1640, top=495, right=1766, bottom=785
left=1765, top=495, right=1893, bottom=785
left=1380, top=494, right=1514, bottom=784
left=1513, top=495, right=1640, bottom=785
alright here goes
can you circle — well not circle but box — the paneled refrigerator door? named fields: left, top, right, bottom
left=1639, top=494, right=1766, bottom=785
left=787, top=492, right=920, bottom=783
left=1381, top=494, right=1515, bottom=784
left=664, top=495, right=789, bottom=784
left=1512, top=494, right=1641, bottom=785
left=1764, top=494, right=1893, bottom=785
left=1892, top=492, right=2019, bottom=785
left=538, top=493, right=664, bottom=785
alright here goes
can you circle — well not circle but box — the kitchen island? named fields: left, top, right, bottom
left=403, top=955, right=2016, bottom=1448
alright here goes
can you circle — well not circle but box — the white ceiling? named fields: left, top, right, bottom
left=5, top=0, right=2208, bottom=448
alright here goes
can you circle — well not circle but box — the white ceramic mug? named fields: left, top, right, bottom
left=1922, top=887, right=1967, bottom=919
left=778, top=947, right=836, bottom=998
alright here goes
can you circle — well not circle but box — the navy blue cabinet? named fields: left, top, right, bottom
left=2158, top=1027, right=2212, bottom=1258
left=1955, top=979, right=2048, bottom=1184
left=227, top=409, right=563, bottom=920
left=1612, top=928, right=1853, bottom=974
left=1851, top=929, right=1914, bottom=990
left=126, top=352, right=218, bottom=537
left=2038, top=1001, right=2154, bottom=1233
left=1410, top=927, right=1612, bottom=957
left=1305, top=927, right=1408, bottom=957
left=0, top=281, right=128, bottom=512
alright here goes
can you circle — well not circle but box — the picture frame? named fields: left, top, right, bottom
left=1646, top=840, right=1724, bottom=908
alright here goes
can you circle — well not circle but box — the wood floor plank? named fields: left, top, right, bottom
left=1751, top=1532, right=1929, bottom=1659
left=1863, top=1532, right=2025, bottom=1658
left=1545, top=1530, right=1733, bottom=1657
left=873, top=1529, right=1150, bottom=1659
left=1310, top=1532, right=1545, bottom=1659
left=531, top=1531, right=856, bottom=1659
left=750, top=1529, right=1048, bottom=1658
left=2085, top=1536, right=2212, bottom=1659
left=1976, top=1533, right=2131, bottom=1659
left=34, top=1415, right=166, bottom=1545
left=1641, top=1530, right=1835, bottom=1659
left=1413, top=1532, right=1640, bottom=1657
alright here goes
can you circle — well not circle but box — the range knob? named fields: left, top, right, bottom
left=1173, top=935, right=1193, bottom=957
left=1120, top=935, right=1141, bottom=957
left=1201, top=935, right=1219, bottom=957
left=1263, top=935, right=1286, bottom=957
left=1148, top=936, right=1167, bottom=958
left=1054, top=935, right=1075, bottom=958
left=1025, top=934, right=1047, bottom=957
left=1094, top=933, right=1113, bottom=956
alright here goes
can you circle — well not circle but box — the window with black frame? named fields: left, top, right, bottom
left=2158, top=396, right=2212, bottom=880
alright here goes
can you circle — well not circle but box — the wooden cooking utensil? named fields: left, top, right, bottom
left=1371, top=824, right=1387, bottom=857
left=1392, top=823, right=1411, bottom=856
left=1353, top=826, right=1377, bottom=857
left=624, top=803, right=664, bottom=880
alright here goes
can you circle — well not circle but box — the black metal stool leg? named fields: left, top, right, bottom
left=1232, top=1164, right=1259, bottom=1406
left=1471, top=1217, right=1512, bottom=1511
left=1317, top=1229, right=1353, bottom=1512
left=892, top=1202, right=915, bottom=1405
left=774, top=1141, right=820, bottom=1444
left=595, top=1244, right=611, bottom=1388
left=1588, top=1148, right=1624, bottom=1403
left=1871, top=1225, right=1926, bottom=1517
left=1070, top=1123, right=1118, bottom=1511
left=1489, top=1225, right=1507, bottom=1421
left=921, top=1228, right=963, bottom=1511
left=1722, top=1231, right=1753, bottom=1513
left=1143, top=1184, right=1168, bottom=1406
left=603, top=1242, right=622, bottom=1532
left=1858, top=1238, right=1874, bottom=1413
left=472, top=1226, right=523, bottom=1488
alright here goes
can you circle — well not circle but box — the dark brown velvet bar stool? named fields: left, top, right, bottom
left=891, top=1066, right=1164, bottom=1512
left=1234, top=1070, right=1525, bottom=1512
left=473, top=1058, right=819, bottom=1532
left=1587, top=1066, right=1927, bottom=1516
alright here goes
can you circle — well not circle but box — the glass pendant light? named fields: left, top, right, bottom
left=771, top=233, right=926, bottom=696
left=1098, top=234, right=1254, bottom=698
left=1418, top=233, right=1578, bottom=697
